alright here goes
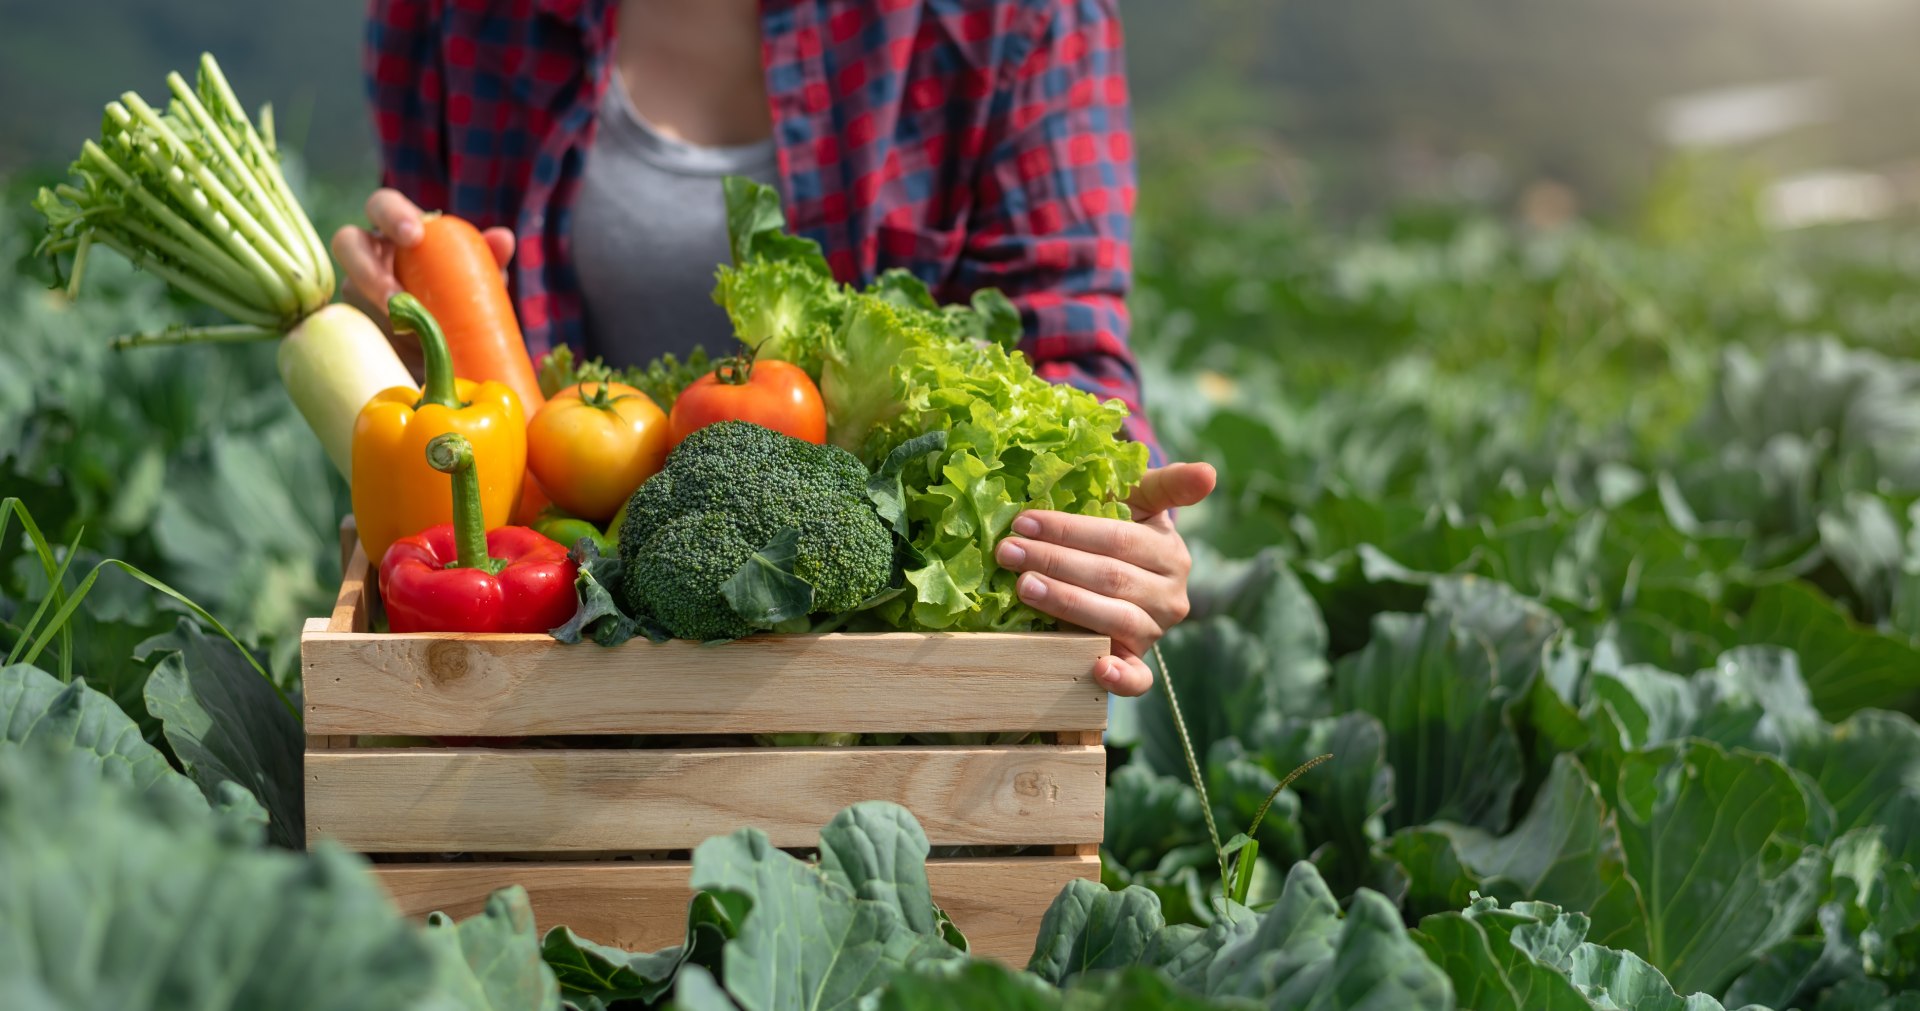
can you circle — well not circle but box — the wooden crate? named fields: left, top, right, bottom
left=304, top=519, right=1108, bottom=963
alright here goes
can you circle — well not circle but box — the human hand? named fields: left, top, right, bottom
left=993, top=462, right=1218, bottom=697
left=329, top=188, right=514, bottom=371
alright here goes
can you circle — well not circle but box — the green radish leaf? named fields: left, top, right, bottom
left=818, top=801, right=961, bottom=948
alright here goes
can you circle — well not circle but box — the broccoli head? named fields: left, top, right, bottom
left=618, top=421, right=894, bottom=640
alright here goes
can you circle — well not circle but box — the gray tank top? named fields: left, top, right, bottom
left=571, top=68, right=779, bottom=367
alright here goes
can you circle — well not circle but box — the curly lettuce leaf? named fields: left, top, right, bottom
left=866, top=326, right=1147, bottom=630
left=716, top=178, right=1149, bottom=632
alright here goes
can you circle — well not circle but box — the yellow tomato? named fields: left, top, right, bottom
left=526, top=382, right=669, bottom=522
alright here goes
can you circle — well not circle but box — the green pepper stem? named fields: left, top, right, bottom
left=390, top=293, right=461, bottom=408
left=425, top=433, right=505, bottom=574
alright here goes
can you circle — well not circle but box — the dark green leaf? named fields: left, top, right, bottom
left=1380, top=829, right=1483, bottom=922
left=1333, top=611, right=1525, bottom=830
left=1027, top=880, right=1165, bottom=987
left=1790, top=710, right=1920, bottom=865
left=549, top=539, right=646, bottom=647
left=1412, top=902, right=1592, bottom=1011
left=138, top=618, right=304, bottom=849
left=1597, top=740, right=1829, bottom=994
left=1732, top=581, right=1920, bottom=718
left=719, top=528, right=815, bottom=630
left=541, top=925, right=690, bottom=1006
left=1427, top=754, right=1642, bottom=948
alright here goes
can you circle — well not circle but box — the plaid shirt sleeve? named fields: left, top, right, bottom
left=950, top=0, right=1160, bottom=465
left=364, top=0, right=449, bottom=210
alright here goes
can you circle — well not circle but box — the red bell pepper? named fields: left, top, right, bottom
left=380, top=432, right=579, bottom=634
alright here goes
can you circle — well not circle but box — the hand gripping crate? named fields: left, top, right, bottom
left=302, top=519, right=1107, bottom=962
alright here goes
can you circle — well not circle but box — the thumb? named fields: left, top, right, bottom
left=1126, top=462, right=1217, bottom=520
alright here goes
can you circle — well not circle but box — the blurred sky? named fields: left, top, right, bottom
left=4, top=0, right=1916, bottom=217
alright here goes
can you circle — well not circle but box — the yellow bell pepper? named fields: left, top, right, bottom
left=351, top=293, right=527, bottom=568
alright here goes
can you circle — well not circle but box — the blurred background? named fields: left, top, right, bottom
left=6, top=0, right=1920, bottom=216
left=6, top=0, right=1920, bottom=684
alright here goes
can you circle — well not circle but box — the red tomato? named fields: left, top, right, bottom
left=669, top=357, right=827, bottom=446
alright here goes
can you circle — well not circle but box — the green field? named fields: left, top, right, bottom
left=7, top=125, right=1920, bottom=1008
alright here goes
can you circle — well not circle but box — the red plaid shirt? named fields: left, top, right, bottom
left=364, top=0, right=1157, bottom=457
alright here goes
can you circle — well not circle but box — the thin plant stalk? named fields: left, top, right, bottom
left=112, top=325, right=282, bottom=351
left=2, top=499, right=297, bottom=719
left=1153, top=641, right=1230, bottom=888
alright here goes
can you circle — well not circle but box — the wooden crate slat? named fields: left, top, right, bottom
left=327, top=545, right=371, bottom=634
left=302, top=630, right=1109, bottom=736
left=309, top=746, right=1105, bottom=852
left=373, top=855, right=1094, bottom=965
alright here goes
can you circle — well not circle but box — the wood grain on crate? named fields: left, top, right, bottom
left=328, top=550, right=370, bottom=634
left=374, top=854, right=1095, bottom=965
left=303, top=629, right=1110, bottom=736
left=307, top=745, right=1105, bottom=852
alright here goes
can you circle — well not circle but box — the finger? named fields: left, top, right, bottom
left=1011, top=510, right=1165, bottom=574
left=365, top=188, right=426, bottom=246
left=483, top=227, right=516, bottom=268
left=1094, top=653, right=1154, bottom=697
left=1015, top=571, right=1161, bottom=657
left=329, top=224, right=402, bottom=314
left=1126, top=462, right=1218, bottom=520
left=996, top=536, right=1182, bottom=628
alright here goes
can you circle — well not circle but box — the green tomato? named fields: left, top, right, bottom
left=532, top=507, right=615, bottom=555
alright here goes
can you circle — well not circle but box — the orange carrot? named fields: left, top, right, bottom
left=394, top=213, right=546, bottom=419
left=396, top=212, right=549, bottom=523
